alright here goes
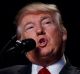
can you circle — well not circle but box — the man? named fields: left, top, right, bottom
left=0, top=2, right=80, bottom=74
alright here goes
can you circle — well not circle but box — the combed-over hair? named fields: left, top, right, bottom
left=15, top=2, right=62, bottom=26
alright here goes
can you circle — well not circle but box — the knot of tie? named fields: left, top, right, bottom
left=38, top=67, right=51, bottom=74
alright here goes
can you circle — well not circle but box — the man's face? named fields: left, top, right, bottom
left=18, top=12, right=67, bottom=63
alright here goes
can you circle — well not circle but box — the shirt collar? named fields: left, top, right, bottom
left=32, top=54, right=66, bottom=74
left=46, top=54, right=66, bottom=74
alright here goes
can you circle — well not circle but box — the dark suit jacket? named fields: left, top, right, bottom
left=0, top=60, right=80, bottom=74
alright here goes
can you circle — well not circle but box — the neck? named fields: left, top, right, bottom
left=28, top=54, right=63, bottom=67
left=38, top=55, right=63, bottom=67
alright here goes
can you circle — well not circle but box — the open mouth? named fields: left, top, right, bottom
left=38, top=38, right=48, bottom=47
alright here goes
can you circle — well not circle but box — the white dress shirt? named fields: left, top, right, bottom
left=31, top=55, right=66, bottom=74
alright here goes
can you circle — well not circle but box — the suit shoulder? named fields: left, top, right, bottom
left=60, top=62, right=80, bottom=74
left=0, top=65, right=26, bottom=71
left=70, top=65, right=80, bottom=74
left=0, top=65, right=27, bottom=74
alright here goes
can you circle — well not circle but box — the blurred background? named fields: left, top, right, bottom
left=0, top=0, right=80, bottom=68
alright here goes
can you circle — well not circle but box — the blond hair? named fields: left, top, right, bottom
left=15, top=2, right=62, bottom=26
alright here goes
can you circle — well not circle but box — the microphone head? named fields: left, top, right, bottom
left=21, top=38, right=36, bottom=52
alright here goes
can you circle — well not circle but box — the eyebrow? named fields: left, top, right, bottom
left=24, top=22, right=33, bottom=27
left=40, top=16, right=51, bottom=22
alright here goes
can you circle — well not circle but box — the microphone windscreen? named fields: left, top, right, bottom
left=22, top=38, right=36, bottom=52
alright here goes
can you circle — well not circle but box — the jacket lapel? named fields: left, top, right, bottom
left=59, top=60, right=72, bottom=74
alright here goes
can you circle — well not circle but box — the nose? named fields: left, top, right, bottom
left=36, top=26, right=45, bottom=35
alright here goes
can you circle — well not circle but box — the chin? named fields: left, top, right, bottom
left=39, top=50, right=54, bottom=58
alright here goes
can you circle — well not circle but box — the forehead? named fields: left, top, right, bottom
left=23, top=13, right=52, bottom=20
left=18, top=12, right=54, bottom=25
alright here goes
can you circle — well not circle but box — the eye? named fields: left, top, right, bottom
left=42, top=20, right=52, bottom=26
left=45, top=21, right=52, bottom=24
left=25, top=23, right=34, bottom=30
left=42, top=18, right=53, bottom=26
left=25, top=26, right=34, bottom=31
left=27, top=26, right=34, bottom=29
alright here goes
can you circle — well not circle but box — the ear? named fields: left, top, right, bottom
left=17, top=26, right=22, bottom=40
left=62, top=26, right=67, bottom=41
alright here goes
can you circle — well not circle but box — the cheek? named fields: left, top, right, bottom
left=47, top=27, right=63, bottom=47
left=20, top=31, right=36, bottom=40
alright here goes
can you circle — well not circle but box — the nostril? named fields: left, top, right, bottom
left=37, top=31, right=45, bottom=35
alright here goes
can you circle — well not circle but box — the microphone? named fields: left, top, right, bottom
left=6, top=38, right=36, bottom=55
left=0, top=36, right=36, bottom=66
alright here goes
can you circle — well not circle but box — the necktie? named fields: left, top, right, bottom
left=38, top=67, right=51, bottom=74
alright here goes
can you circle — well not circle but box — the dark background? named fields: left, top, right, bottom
left=0, top=0, right=80, bottom=68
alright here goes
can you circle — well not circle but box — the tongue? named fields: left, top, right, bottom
left=38, top=38, right=48, bottom=47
